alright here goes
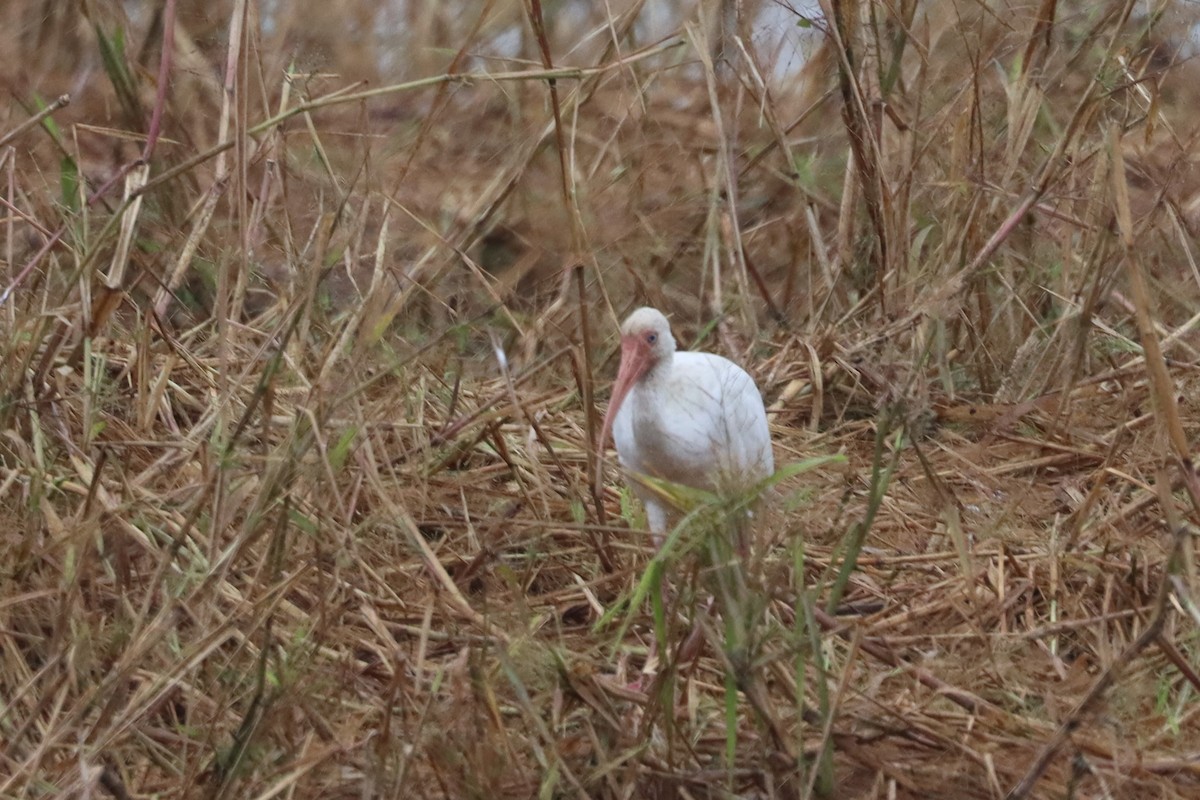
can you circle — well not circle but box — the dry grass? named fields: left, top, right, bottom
left=3, top=0, right=1200, bottom=797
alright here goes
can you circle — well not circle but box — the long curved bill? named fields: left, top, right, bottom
left=598, top=335, right=651, bottom=459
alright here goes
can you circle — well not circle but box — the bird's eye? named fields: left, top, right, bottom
left=646, top=332, right=658, bottom=345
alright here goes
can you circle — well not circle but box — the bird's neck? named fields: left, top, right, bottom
left=638, top=355, right=672, bottom=389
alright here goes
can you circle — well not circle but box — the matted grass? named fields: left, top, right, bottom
left=2, top=0, right=1200, bottom=797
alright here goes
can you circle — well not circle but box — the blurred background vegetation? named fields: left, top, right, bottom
left=3, top=1, right=1200, bottom=797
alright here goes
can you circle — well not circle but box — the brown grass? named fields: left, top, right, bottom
left=3, top=0, right=1200, bottom=797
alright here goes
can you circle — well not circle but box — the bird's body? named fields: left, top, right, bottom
left=600, top=308, right=773, bottom=540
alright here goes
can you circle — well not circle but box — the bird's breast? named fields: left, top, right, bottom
left=611, top=352, right=773, bottom=493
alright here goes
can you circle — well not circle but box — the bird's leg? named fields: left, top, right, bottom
left=637, top=503, right=710, bottom=689
left=630, top=503, right=670, bottom=690
left=675, top=596, right=714, bottom=667
left=640, top=585, right=713, bottom=691
left=633, top=585, right=667, bottom=690
left=645, top=502, right=668, bottom=551
left=675, top=505, right=743, bottom=673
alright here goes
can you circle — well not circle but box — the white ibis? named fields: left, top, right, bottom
left=598, top=307, right=774, bottom=543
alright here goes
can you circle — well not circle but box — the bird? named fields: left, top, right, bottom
left=598, top=307, right=774, bottom=545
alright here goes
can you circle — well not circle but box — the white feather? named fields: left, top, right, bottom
left=604, top=308, right=773, bottom=538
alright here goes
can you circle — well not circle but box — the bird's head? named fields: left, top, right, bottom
left=617, top=306, right=676, bottom=376
left=598, top=307, right=676, bottom=455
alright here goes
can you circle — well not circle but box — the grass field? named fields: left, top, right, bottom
left=3, top=0, right=1200, bottom=797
